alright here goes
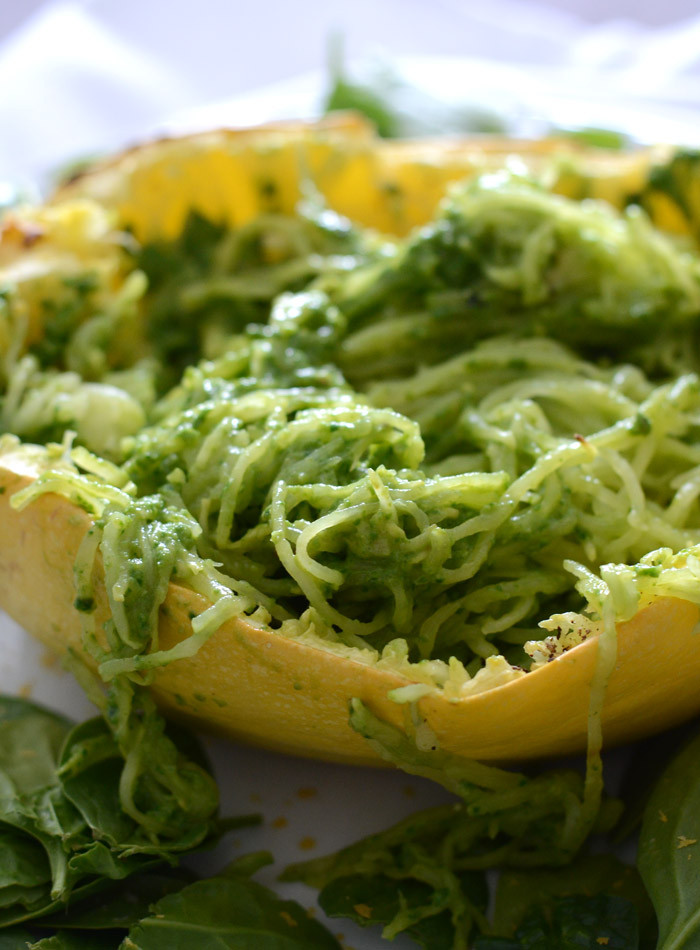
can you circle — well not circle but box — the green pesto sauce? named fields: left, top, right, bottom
left=7, top=171, right=700, bottom=682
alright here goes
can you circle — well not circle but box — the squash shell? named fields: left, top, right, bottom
left=3, top=117, right=700, bottom=764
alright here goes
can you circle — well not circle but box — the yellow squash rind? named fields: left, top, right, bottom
left=1, top=449, right=699, bottom=765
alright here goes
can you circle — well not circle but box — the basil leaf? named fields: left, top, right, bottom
left=123, top=871, right=342, bottom=949
left=638, top=727, right=700, bottom=949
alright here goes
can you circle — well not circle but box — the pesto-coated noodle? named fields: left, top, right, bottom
left=6, top=170, right=700, bottom=834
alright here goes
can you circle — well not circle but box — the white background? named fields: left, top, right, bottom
left=6, top=0, right=700, bottom=182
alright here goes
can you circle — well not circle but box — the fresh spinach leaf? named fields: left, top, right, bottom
left=0, top=885, right=47, bottom=913
left=554, top=126, right=629, bottom=150
left=58, top=710, right=238, bottom=859
left=323, top=43, right=507, bottom=137
left=29, top=935, right=119, bottom=949
left=0, top=765, right=156, bottom=907
left=475, top=895, right=639, bottom=949
left=0, top=699, right=71, bottom=797
left=518, top=895, right=639, bottom=949
left=0, top=795, right=77, bottom=904
left=614, top=721, right=697, bottom=843
left=39, top=870, right=197, bottom=931
left=30, top=786, right=86, bottom=844
left=0, top=698, right=71, bottom=730
left=0, top=696, right=91, bottom=906
left=23, top=860, right=339, bottom=949
left=123, top=866, right=342, bottom=949
left=325, top=76, right=400, bottom=138
left=65, top=844, right=162, bottom=883
left=472, top=941, right=520, bottom=949
left=0, top=875, right=128, bottom=930
left=318, top=872, right=486, bottom=949
left=638, top=727, right=700, bottom=949
left=287, top=701, right=619, bottom=949
left=0, top=926, right=37, bottom=948
left=0, top=826, right=53, bottom=915
left=0, top=694, right=254, bottom=934
left=58, top=720, right=142, bottom=848
left=492, top=854, right=654, bottom=944
left=0, top=828, right=50, bottom=891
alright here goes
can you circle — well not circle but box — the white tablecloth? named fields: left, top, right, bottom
left=4, top=0, right=700, bottom=184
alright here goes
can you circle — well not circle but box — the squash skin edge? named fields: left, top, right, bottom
left=1, top=450, right=699, bottom=765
